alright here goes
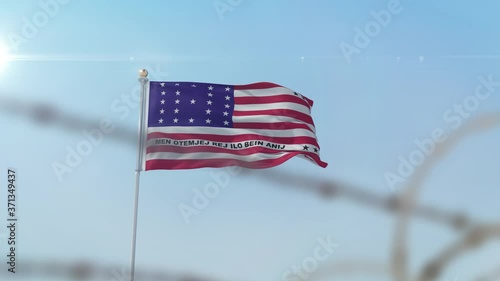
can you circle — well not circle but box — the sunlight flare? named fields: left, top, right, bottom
left=0, top=42, right=11, bottom=72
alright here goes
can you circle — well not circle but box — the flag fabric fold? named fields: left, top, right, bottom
left=143, top=81, right=328, bottom=170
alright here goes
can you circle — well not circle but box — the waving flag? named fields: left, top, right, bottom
left=143, top=81, right=327, bottom=170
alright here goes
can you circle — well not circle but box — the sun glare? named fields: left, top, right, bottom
left=0, top=43, right=11, bottom=72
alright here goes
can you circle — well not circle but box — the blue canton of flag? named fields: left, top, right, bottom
left=148, top=82, right=235, bottom=128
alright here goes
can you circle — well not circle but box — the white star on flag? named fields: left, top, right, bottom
left=190, top=99, right=196, bottom=104
left=208, top=86, right=214, bottom=90
left=175, top=99, right=180, bottom=104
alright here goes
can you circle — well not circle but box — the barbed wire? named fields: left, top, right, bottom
left=0, top=96, right=479, bottom=230
left=393, top=113, right=500, bottom=281
left=0, top=259, right=225, bottom=281
left=417, top=223, right=500, bottom=281
left=243, top=169, right=475, bottom=231
left=0, top=98, right=499, bottom=281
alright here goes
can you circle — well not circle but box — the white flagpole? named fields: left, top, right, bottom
left=130, top=69, right=149, bottom=281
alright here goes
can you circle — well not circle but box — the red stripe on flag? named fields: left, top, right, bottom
left=235, top=95, right=311, bottom=109
left=301, top=96, right=314, bottom=107
left=145, top=152, right=327, bottom=170
left=233, top=122, right=315, bottom=132
left=234, top=82, right=284, bottom=90
left=146, top=153, right=297, bottom=170
left=234, top=83, right=314, bottom=107
left=233, top=109, right=315, bottom=126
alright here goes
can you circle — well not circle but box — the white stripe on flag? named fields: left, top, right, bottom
left=146, top=126, right=317, bottom=139
left=234, top=87, right=296, bottom=97
left=146, top=151, right=295, bottom=161
left=145, top=139, right=319, bottom=152
left=232, top=115, right=316, bottom=132
left=234, top=102, right=311, bottom=115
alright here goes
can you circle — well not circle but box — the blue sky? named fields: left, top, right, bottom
left=0, top=1, right=500, bottom=281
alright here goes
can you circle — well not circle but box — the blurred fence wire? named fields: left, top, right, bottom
left=0, top=259, right=225, bottom=281
left=0, top=98, right=499, bottom=281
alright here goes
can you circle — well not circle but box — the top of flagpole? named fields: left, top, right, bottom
left=138, top=69, right=148, bottom=78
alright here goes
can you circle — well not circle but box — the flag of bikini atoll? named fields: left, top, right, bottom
left=143, top=81, right=327, bottom=170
